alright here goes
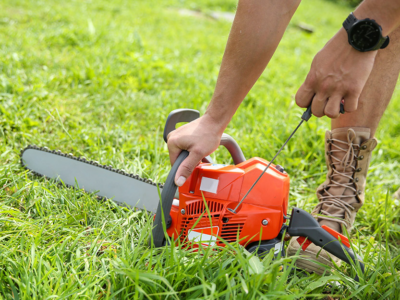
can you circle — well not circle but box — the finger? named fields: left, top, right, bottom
left=175, top=151, right=202, bottom=186
left=295, top=82, right=315, bottom=108
left=166, top=131, right=172, bottom=142
left=311, top=93, right=328, bottom=118
left=324, top=95, right=343, bottom=119
left=343, top=94, right=359, bottom=112
left=167, top=136, right=183, bottom=166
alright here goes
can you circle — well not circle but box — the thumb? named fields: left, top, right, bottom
left=174, top=151, right=201, bottom=187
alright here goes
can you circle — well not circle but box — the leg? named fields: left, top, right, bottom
left=317, top=26, right=400, bottom=231
left=288, top=26, right=400, bottom=275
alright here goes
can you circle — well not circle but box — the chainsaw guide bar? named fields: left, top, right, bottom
left=20, top=145, right=164, bottom=213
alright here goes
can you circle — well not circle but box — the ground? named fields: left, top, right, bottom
left=0, top=0, right=399, bottom=299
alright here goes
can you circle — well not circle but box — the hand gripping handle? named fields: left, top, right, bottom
left=151, top=150, right=189, bottom=247
left=302, top=103, right=345, bottom=121
left=163, top=108, right=246, bottom=164
left=288, top=207, right=364, bottom=276
left=163, top=109, right=200, bottom=143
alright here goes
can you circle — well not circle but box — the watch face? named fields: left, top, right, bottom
left=350, top=21, right=380, bottom=51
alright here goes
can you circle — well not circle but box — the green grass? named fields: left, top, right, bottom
left=1, top=0, right=400, bottom=298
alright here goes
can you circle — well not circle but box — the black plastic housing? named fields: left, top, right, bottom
left=288, top=207, right=364, bottom=274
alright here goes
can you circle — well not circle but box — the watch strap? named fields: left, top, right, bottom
left=343, top=12, right=357, bottom=32
left=380, top=36, right=390, bottom=49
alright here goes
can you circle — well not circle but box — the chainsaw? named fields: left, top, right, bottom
left=20, top=105, right=364, bottom=275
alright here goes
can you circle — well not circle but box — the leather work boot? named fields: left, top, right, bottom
left=287, top=127, right=378, bottom=274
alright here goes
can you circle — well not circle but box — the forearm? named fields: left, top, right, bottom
left=295, top=0, right=400, bottom=119
left=355, top=0, right=400, bottom=35
left=204, top=0, right=301, bottom=132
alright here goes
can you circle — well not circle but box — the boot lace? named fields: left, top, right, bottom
left=315, top=130, right=360, bottom=227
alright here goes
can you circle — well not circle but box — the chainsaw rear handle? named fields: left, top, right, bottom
left=163, top=109, right=246, bottom=164
left=219, top=134, right=246, bottom=164
left=287, top=207, right=364, bottom=275
left=151, top=150, right=189, bottom=247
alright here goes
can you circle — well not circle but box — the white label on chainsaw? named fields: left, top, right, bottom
left=172, top=199, right=179, bottom=207
left=200, top=177, right=219, bottom=194
left=201, top=164, right=226, bottom=170
left=274, top=242, right=283, bottom=254
left=188, top=226, right=219, bottom=246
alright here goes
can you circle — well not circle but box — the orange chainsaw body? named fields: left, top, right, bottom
left=166, top=157, right=290, bottom=247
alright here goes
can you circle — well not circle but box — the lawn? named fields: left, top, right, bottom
left=1, top=0, right=399, bottom=298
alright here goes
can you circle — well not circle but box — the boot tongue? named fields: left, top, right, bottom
left=319, top=127, right=371, bottom=232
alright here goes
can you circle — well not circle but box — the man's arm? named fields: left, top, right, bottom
left=295, top=0, right=400, bottom=118
left=357, top=0, right=400, bottom=36
left=168, top=0, right=301, bottom=186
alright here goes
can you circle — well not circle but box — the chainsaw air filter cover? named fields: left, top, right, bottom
left=166, top=157, right=290, bottom=248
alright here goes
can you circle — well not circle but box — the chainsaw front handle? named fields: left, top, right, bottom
left=151, top=150, right=189, bottom=247
left=219, top=133, right=246, bottom=164
left=163, top=109, right=246, bottom=164
left=288, top=207, right=364, bottom=276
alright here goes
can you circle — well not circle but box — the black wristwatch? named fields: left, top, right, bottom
left=343, top=12, right=390, bottom=52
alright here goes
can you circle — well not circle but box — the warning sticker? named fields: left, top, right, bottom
left=201, top=164, right=226, bottom=170
left=199, top=177, right=219, bottom=194
left=188, top=226, right=219, bottom=246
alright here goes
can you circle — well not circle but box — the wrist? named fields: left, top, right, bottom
left=202, top=110, right=230, bottom=135
left=342, top=10, right=390, bottom=53
left=337, top=27, right=378, bottom=56
left=354, top=4, right=392, bottom=36
left=337, top=14, right=382, bottom=57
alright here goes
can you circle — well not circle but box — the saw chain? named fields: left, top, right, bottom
left=20, top=145, right=164, bottom=189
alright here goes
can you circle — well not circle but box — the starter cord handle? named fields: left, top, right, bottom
left=302, top=102, right=345, bottom=121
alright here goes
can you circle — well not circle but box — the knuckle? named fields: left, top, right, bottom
left=347, top=80, right=364, bottom=94
left=167, top=134, right=177, bottom=144
left=167, top=139, right=176, bottom=151
left=325, top=109, right=338, bottom=119
left=295, top=93, right=301, bottom=103
left=346, top=86, right=359, bottom=96
left=180, top=163, right=194, bottom=175
left=312, top=108, right=324, bottom=118
left=306, top=73, right=316, bottom=86
left=295, top=89, right=309, bottom=108
left=344, top=94, right=359, bottom=111
left=313, top=93, right=327, bottom=106
left=180, top=157, right=201, bottom=175
left=166, top=131, right=173, bottom=141
left=319, top=81, right=330, bottom=94
left=191, top=147, right=204, bottom=157
left=295, top=94, right=304, bottom=107
left=314, top=113, right=324, bottom=118
left=345, top=103, right=358, bottom=112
